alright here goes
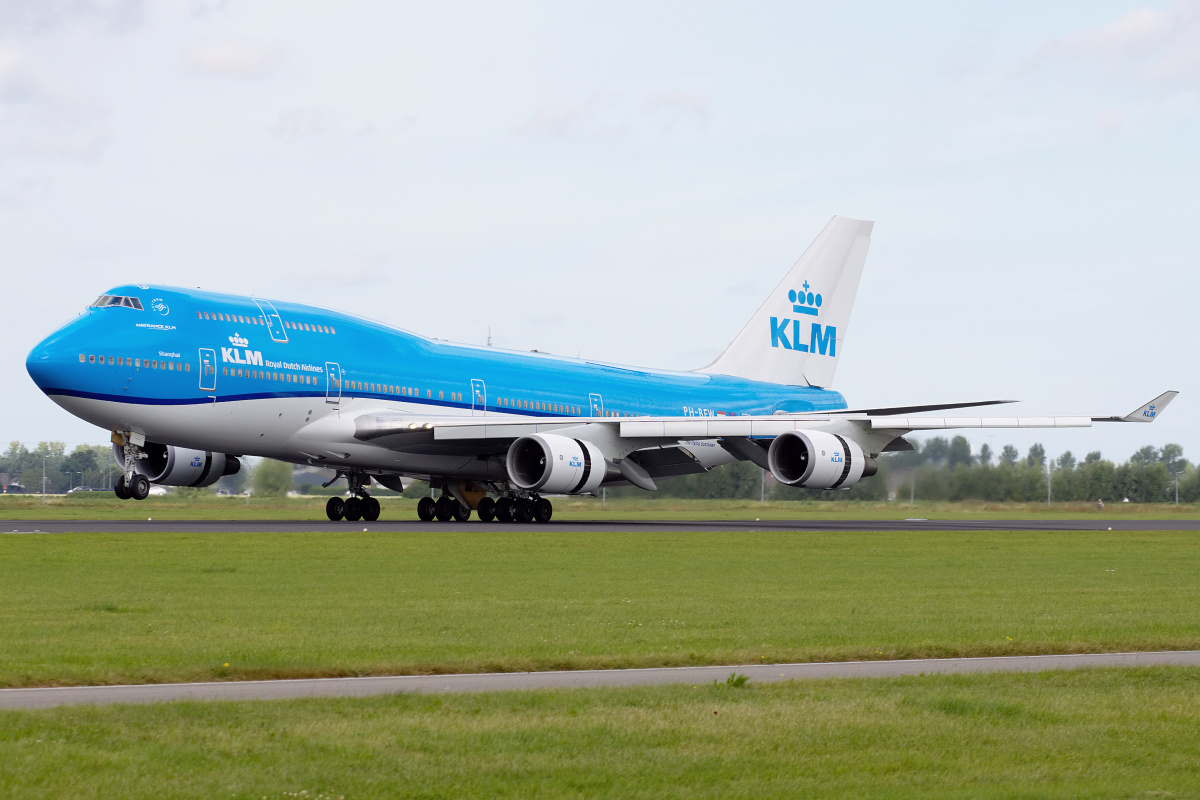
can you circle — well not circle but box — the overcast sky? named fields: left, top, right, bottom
left=3, top=0, right=1196, bottom=464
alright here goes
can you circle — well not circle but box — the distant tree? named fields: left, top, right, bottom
left=252, top=459, right=294, bottom=497
left=1026, top=443, right=1046, bottom=468
left=1083, top=451, right=1103, bottom=465
left=978, top=443, right=993, bottom=467
left=1057, top=451, right=1076, bottom=471
left=947, top=436, right=974, bottom=469
left=1160, top=444, right=1188, bottom=475
left=999, top=445, right=1019, bottom=467
left=1130, top=445, right=1159, bottom=467
left=922, top=437, right=949, bottom=465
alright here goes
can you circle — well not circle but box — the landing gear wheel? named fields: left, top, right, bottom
left=114, top=475, right=131, bottom=500
left=533, top=498, right=553, bottom=524
left=495, top=496, right=515, bottom=523
left=130, top=474, right=151, bottom=501
left=435, top=496, right=454, bottom=522
left=362, top=496, right=381, bottom=522
left=417, top=496, right=436, bottom=522
left=343, top=497, right=362, bottom=522
left=326, top=497, right=345, bottom=521
left=453, top=502, right=471, bottom=522
left=515, top=498, right=534, bottom=523
left=477, top=497, right=496, bottom=522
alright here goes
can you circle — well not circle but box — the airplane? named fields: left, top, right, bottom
left=25, top=216, right=1177, bottom=523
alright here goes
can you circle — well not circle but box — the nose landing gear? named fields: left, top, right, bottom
left=112, top=432, right=151, bottom=501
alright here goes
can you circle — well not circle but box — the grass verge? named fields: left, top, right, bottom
left=1, top=493, right=1198, bottom=520
left=1, top=529, right=1198, bottom=687
left=2, top=667, right=1199, bottom=798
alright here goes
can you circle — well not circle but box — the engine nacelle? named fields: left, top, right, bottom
left=114, top=442, right=240, bottom=488
left=506, top=434, right=606, bottom=495
left=766, top=430, right=873, bottom=490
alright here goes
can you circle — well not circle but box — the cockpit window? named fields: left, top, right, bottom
left=91, top=295, right=144, bottom=310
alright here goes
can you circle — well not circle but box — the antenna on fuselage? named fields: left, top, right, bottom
left=487, top=326, right=492, bottom=347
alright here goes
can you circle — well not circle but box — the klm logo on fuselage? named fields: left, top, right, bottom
left=222, top=347, right=263, bottom=366
left=769, top=281, right=836, bottom=356
left=222, top=333, right=262, bottom=366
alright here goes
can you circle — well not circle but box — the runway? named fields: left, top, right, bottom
left=2, top=518, right=1199, bottom=534
left=3, top=651, right=1198, bottom=709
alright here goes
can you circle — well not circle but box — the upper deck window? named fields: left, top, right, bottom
left=91, top=295, right=143, bottom=310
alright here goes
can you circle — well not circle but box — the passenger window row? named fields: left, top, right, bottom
left=224, top=366, right=318, bottom=384
left=79, top=354, right=188, bottom=372
left=498, top=398, right=581, bottom=415
left=196, top=310, right=335, bottom=335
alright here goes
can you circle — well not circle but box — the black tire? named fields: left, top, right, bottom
left=495, top=496, right=515, bottom=523
left=453, top=502, right=471, bottom=522
left=362, top=496, right=381, bottom=522
left=435, top=496, right=454, bottom=522
left=130, top=474, right=151, bottom=501
left=533, top=498, right=553, bottom=524
left=326, top=497, right=345, bottom=521
left=477, top=496, right=496, bottom=522
left=114, top=475, right=131, bottom=500
left=515, top=498, right=534, bottom=523
left=417, top=496, right=436, bottom=522
left=343, top=497, right=362, bottom=522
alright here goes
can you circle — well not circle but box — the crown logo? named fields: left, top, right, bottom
left=787, top=281, right=822, bottom=316
left=228, top=333, right=249, bottom=347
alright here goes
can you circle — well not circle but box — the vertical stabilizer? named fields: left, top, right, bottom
left=698, top=215, right=873, bottom=387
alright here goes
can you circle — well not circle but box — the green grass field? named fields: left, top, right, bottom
left=1, top=492, right=1198, bottom=520
left=2, top=528, right=1199, bottom=687
left=3, top=668, right=1199, bottom=798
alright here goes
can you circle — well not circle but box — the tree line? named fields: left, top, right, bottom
left=610, top=437, right=1199, bottom=504
left=4, top=437, right=1197, bottom=504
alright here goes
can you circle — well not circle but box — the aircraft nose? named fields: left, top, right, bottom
left=26, top=331, right=74, bottom=393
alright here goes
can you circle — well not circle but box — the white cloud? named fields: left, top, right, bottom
left=0, top=176, right=51, bottom=207
left=518, top=93, right=625, bottom=140
left=0, top=0, right=143, bottom=36
left=268, top=106, right=376, bottom=151
left=0, top=44, right=110, bottom=160
left=1037, top=1, right=1200, bottom=85
left=642, top=89, right=710, bottom=130
left=182, top=40, right=283, bottom=79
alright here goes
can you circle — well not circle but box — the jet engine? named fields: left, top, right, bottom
left=113, top=442, right=241, bottom=488
left=506, top=434, right=606, bottom=495
left=766, top=430, right=876, bottom=490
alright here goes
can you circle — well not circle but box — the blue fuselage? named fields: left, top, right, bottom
left=27, top=284, right=848, bottom=471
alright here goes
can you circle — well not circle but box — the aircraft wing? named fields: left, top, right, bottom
left=355, top=391, right=1178, bottom=449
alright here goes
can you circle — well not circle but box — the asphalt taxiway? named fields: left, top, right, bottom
left=2, top=518, right=1199, bottom=534
left=3, top=651, right=1199, bottom=709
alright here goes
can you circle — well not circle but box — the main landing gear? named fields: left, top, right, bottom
left=325, top=470, right=380, bottom=522
left=415, top=492, right=554, bottom=524
left=112, top=432, right=151, bottom=501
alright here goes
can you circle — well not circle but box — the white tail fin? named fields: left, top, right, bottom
left=698, top=215, right=873, bottom=387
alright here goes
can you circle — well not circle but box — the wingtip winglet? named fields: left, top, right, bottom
left=1121, top=390, right=1179, bottom=423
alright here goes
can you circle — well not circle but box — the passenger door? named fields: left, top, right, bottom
left=254, top=298, right=289, bottom=343
left=198, top=348, right=217, bottom=393
left=589, top=393, right=604, bottom=417
left=325, top=362, right=342, bottom=404
left=471, top=379, right=486, bottom=416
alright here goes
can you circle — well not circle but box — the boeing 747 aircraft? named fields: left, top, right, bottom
left=26, top=216, right=1176, bottom=523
